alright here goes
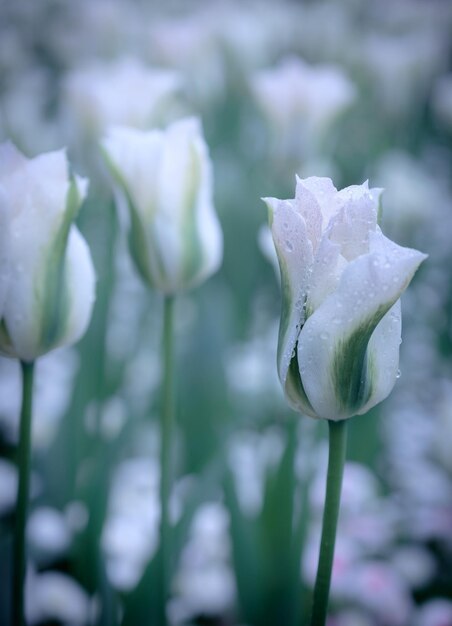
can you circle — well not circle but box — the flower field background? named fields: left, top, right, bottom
left=1, top=1, right=452, bottom=625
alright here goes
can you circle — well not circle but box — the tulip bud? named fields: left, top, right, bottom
left=101, top=117, right=223, bottom=293
left=63, top=58, right=182, bottom=139
left=0, top=143, right=96, bottom=362
left=264, top=176, right=427, bottom=421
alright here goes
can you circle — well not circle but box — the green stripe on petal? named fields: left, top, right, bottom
left=0, top=318, right=15, bottom=358
left=331, top=304, right=388, bottom=414
left=297, top=235, right=426, bottom=420
left=181, top=143, right=204, bottom=285
left=101, top=147, right=166, bottom=288
left=285, top=347, right=317, bottom=417
left=40, top=176, right=81, bottom=350
left=264, top=197, right=313, bottom=399
left=276, top=247, right=295, bottom=368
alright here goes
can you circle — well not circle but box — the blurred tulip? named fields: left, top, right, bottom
left=251, top=57, right=356, bottom=158
left=63, top=57, right=181, bottom=138
left=0, top=143, right=95, bottom=362
left=102, top=117, right=223, bottom=293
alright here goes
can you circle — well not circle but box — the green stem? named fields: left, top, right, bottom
left=159, top=295, right=175, bottom=625
left=12, top=361, right=35, bottom=626
left=310, top=419, right=348, bottom=626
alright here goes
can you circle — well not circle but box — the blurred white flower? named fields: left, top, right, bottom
left=383, top=388, right=452, bottom=544
left=102, top=457, right=160, bottom=591
left=330, top=608, right=375, bottom=626
left=63, top=57, right=182, bottom=140
left=414, top=599, right=452, bottom=626
left=258, top=225, right=279, bottom=279
left=26, top=570, right=91, bottom=625
left=303, top=533, right=363, bottom=596
left=311, top=461, right=379, bottom=513
left=251, top=57, right=356, bottom=158
left=171, top=502, right=235, bottom=622
left=228, top=428, right=284, bottom=517
left=102, top=117, right=223, bottom=294
left=225, top=321, right=280, bottom=399
left=391, top=545, right=436, bottom=589
left=436, top=381, right=452, bottom=473
left=99, top=395, right=127, bottom=441
left=148, top=13, right=225, bottom=106
left=375, top=151, right=448, bottom=247
left=309, top=455, right=396, bottom=553
left=340, top=561, right=413, bottom=626
left=65, top=500, right=89, bottom=534
left=27, top=506, right=72, bottom=563
left=356, top=32, right=445, bottom=118
left=0, top=348, right=78, bottom=445
left=0, top=143, right=95, bottom=362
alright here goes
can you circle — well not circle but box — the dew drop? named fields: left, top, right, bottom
left=396, top=369, right=401, bottom=379
left=320, top=331, right=329, bottom=340
left=285, top=240, right=294, bottom=252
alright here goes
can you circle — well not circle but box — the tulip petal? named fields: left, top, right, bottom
left=329, top=183, right=378, bottom=261
left=156, top=119, right=205, bottom=288
left=298, top=230, right=427, bottom=419
left=40, top=177, right=84, bottom=350
left=63, top=226, right=96, bottom=347
left=0, top=189, right=11, bottom=319
left=102, top=119, right=221, bottom=293
left=101, top=136, right=167, bottom=288
left=264, top=197, right=313, bottom=393
left=296, top=176, right=339, bottom=232
left=356, top=300, right=401, bottom=416
left=306, top=235, right=344, bottom=315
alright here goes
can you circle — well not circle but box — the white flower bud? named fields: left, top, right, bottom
left=264, top=176, right=427, bottom=420
left=0, top=143, right=96, bottom=362
left=102, top=117, right=223, bottom=293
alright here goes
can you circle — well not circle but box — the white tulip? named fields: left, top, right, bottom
left=0, top=191, right=11, bottom=320
left=264, top=177, right=427, bottom=421
left=251, top=57, right=356, bottom=157
left=102, top=117, right=223, bottom=293
left=63, top=58, right=181, bottom=138
left=0, top=142, right=96, bottom=362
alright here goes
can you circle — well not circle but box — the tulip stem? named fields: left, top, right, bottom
left=310, top=419, right=348, bottom=626
left=12, top=360, right=35, bottom=626
left=159, top=295, right=175, bottom=625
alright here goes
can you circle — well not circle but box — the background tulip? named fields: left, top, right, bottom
left=264, top=176, right=427, bottom=421
left=102, top=117, right=223, bottom=294
left=0, top=143, right=96, bottom=362
left=0, top=196, right=10, bottom=320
